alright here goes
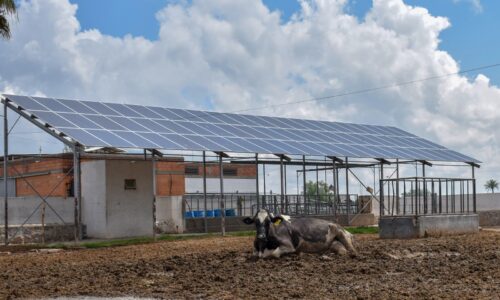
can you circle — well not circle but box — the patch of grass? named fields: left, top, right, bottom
left=345, top=226, right=379, bottom=234
left=39, top=227, right=375, bottom=251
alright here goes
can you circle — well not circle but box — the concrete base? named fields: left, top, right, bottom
left=0, top=224, right=79, bottom=244
left=379, top=214, right=479, bottom=239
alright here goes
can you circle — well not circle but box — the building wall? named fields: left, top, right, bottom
left=156, top=161, right=185, bottom=196
left=81, top=160, right=107, bottom=238
left=0, top=157, right=73, bottom=197
left=0, top=196, right=75, bottom=225
left=81, top=160, right=155, bottom=238
left=156, top=195, right=184, bottom=233
left=184, top=163, right=257, bottom=194
left=104, top=160, right=154, bottom=238
left=185, top=178, right=256, bottom=193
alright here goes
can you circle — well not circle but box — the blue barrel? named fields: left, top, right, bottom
left=193, top=210, right=205, bottom=218
left=205, top=210, right=215, bottom=217
left=214, top=209, right=222, bottom=217
left=184, top=211, right=194, bottom=219
left=225, top=209, right=236, bottom=217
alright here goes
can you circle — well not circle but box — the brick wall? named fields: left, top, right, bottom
left=156, top=161, right=185, bottom=196
left=184, top=163, right=256, bottom=178
left=0, top=158, right=73, bottom=197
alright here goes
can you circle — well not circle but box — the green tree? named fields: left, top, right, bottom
left=0, top=0, right=17, bottom=39
left=305, top=180, right=330, bottom=202
left=484, top=179, right=499, bottom=194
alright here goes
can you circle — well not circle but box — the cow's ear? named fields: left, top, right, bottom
left=243, top=217, right=254, bottom=224
left=271, top=215, right=284, bottom=224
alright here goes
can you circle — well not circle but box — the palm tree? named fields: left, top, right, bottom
left=0, top=0, right=17, bottom=40
left=484, top=179, right=499, bottom=195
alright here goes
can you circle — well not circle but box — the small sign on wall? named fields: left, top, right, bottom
left=124, top=179, right=137, bottom=190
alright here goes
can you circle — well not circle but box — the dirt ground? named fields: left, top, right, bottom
left=1, top=231, right=499, bottom=300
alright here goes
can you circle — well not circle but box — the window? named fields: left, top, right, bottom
left=223, top=168, right=237, bottom=176
left=124, top=179, right=137, bottom=190
left=185, top=166, right=199, bottom=175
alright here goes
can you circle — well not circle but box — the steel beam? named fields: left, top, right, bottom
left=3, top=100, right=8, bottom=245
left=203, top=151, right=208, bottom=233
left=472, top=165, right=476, bottom=213
left=345, top=157, right=350, bottom=225
left=219, top=154, right=225, bottom=236
left=255, top=153, right=259, bottom=212
left=302, top=155, right=307, bottom=215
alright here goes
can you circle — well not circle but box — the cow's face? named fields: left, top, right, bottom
left=243, top=210, right=274, bottom=254
left=243, top=209, right=272, bottom=239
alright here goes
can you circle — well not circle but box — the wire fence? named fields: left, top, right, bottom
left=183, top=193, right=360, bottom=218
left=380, top=177, right=476, bottom=216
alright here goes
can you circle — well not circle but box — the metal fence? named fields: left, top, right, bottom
left=183, top=193, right=359, bottom=218
left=380, top=177, right=476, bottom=216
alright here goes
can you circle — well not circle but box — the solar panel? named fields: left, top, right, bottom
left=1, top=94, right=480, bottom=163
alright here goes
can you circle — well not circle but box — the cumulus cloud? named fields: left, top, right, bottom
left=0, top=0, right=498, bottom=191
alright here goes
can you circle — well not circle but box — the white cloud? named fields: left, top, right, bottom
left=0, top=0, right=498, bottom=191
left=453, top=0, right=483, bottom=13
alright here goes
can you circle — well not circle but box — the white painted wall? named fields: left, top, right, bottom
left=81, top=160, right=107, bottom=237
left=156, top=195, right=184, bottom=233
left=81, top=160, right=154, bottom=239
left=105, top=160, right=153, bottom=238
left=476, top=193, right=500, bottom=211
left=185, top=178, right=256, bottom=194
left=0, top=196, right=74, bottom=225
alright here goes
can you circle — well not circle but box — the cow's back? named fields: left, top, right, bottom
left=288, top=217, right=336, bottom=253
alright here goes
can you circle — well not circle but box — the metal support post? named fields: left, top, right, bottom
left=396, top=158, right=400, bottom=214
left=302, top=155, right=307, bottom=215
left=280, top=156, right=284, bottom=213
left=380, top=163, right=384, bottom=217
left=152, top=154, right=157, bottom=241
left=472, top=165, right=476, bottom=213
left=3, top=101, right=8, bottom=245
left=284, top=164, right=288, bottom=214
left=263, top=163, right=266, bottom=197
left=73, top=145, right=82, bottom=241
left=422, top=163, right=426, bottom=214
left=255, top=154, right=259, bottom=212
left=316, top=164, right=319, bottom=200
left=345, top=157, right=349, bottom=225
left=219, top=154, right=225, bottom=236
left=332, top=159, right=337, bottom=218
left=203, top=151, right=208, bottom=233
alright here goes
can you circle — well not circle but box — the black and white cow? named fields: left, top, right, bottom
left=243, top=209, right=357, bottom=258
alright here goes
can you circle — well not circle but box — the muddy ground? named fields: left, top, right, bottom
left=0, top=231, right=499, bottom=299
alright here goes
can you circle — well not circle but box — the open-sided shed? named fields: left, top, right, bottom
left=0, top=94, right=481, bottom=242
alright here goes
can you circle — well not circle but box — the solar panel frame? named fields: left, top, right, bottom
left=1, top=94, right=480, bottom=163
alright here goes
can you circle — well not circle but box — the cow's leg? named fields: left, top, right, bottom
left=329, top=224, right=357, bottom=256
left=262, top=238, right=296, bottom=258
left=330, top=240, right=347, bottom=256
left=262, top=245, right=295, bottom=258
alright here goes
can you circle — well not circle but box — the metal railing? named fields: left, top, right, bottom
left=182, top=193, right=360, bottom=218
left=380, top=177, right=476, bottom=216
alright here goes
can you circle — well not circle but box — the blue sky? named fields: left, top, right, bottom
left=70, top=0, right=500, bottom=85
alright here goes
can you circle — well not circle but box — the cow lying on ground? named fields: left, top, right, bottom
left=243, top=209, right=357, bottom=258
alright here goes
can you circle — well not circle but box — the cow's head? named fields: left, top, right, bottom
left=243, top=209, right=286, bottom=245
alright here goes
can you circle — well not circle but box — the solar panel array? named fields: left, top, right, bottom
left=2, top=94, right=478, bottom=163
